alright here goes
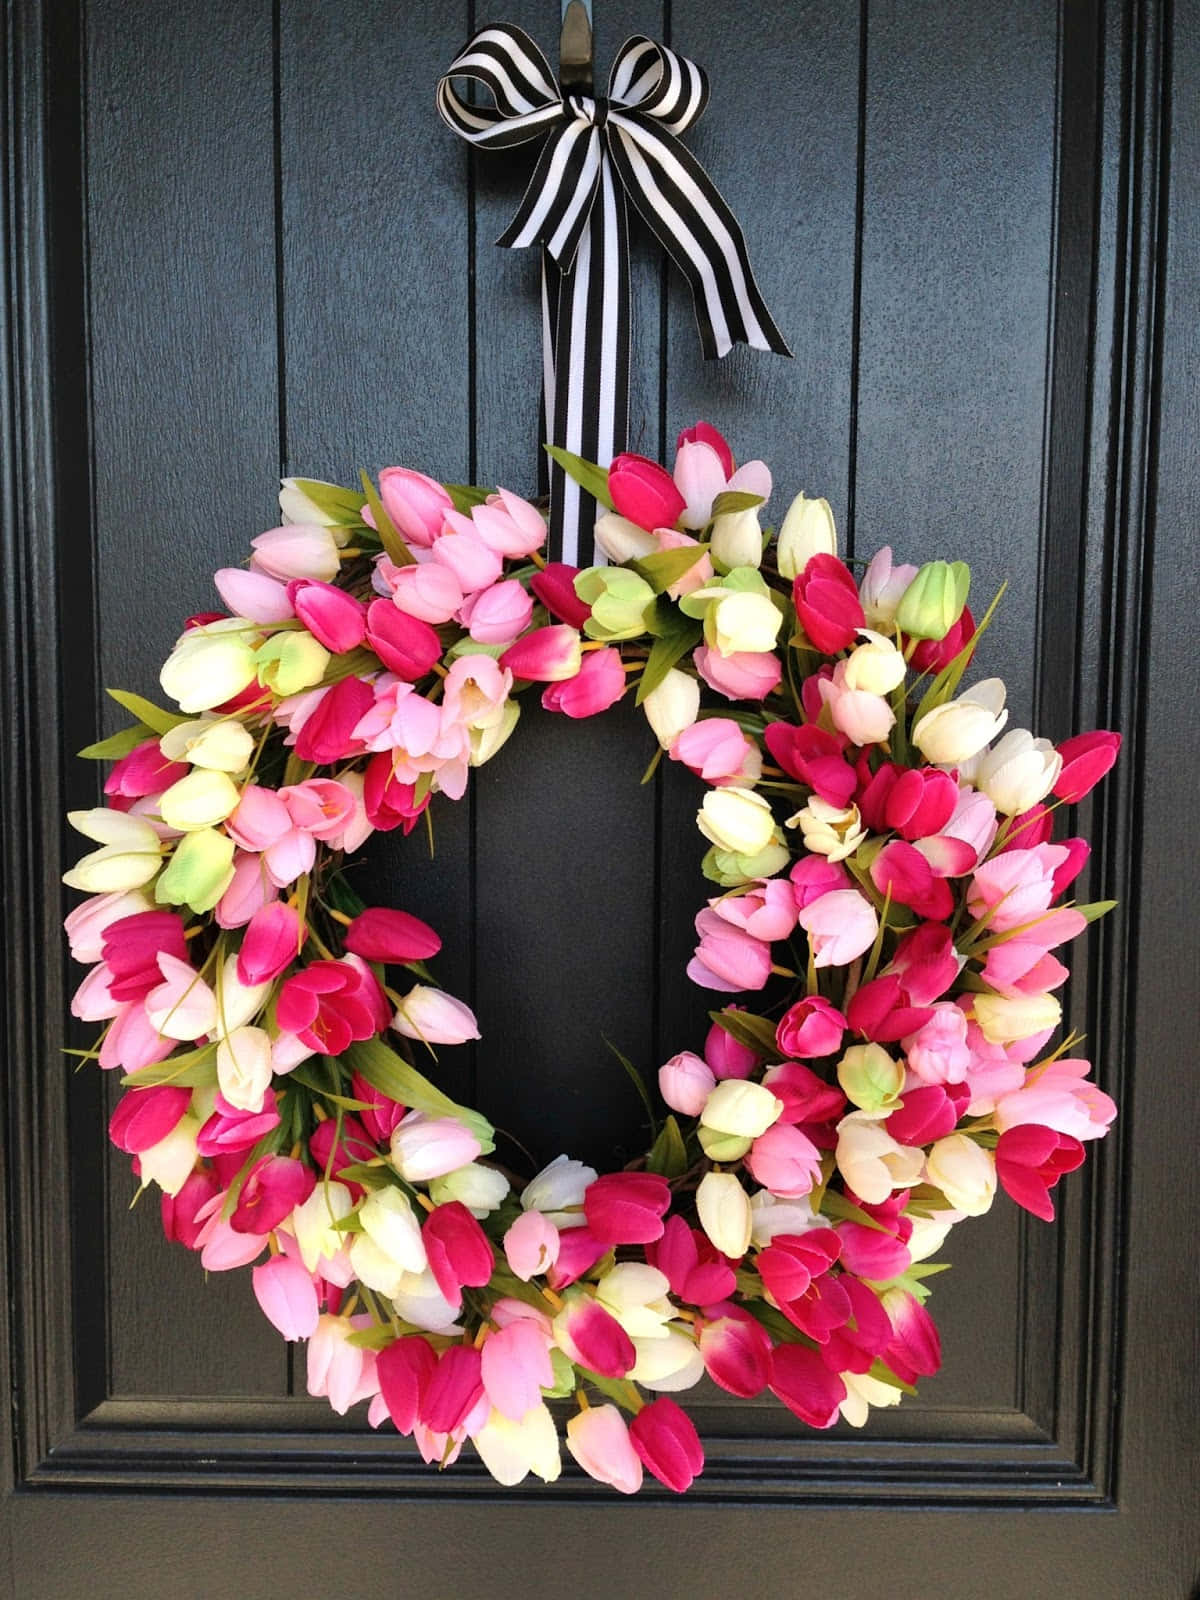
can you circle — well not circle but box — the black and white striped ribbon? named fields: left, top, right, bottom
left=438, top=24, right=790, bottom=565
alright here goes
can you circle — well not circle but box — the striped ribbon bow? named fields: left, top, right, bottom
left=437, top=24, right=790, bottom=564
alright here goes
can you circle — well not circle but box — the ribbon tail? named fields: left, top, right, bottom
left=546, top=158, right=631, bottom=566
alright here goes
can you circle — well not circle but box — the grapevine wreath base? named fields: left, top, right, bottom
left=64, top=425, right=1120, bottom=1493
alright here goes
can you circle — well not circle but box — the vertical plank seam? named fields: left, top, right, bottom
left=844, top=0, right=869, bottom=559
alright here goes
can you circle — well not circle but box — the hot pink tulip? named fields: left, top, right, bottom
left=108, top=1085, right=191, bottom=1153
left=196, top=1093, right=281, bottom=1156
left=608, top=452, right=685, bottom=532
left=884, top=765, right=959, bottom=840
left=308, top=1114, right=375, bottom=1188
left=349, top=1070, right=406, bottom=1144
left=545, top=1224, right=608, bottom=1289
left=768, top=1343, right=846, bottom=1427
left=629, top=1396, right=705, bottom=1492
left=362, top=752, right=430, bottom=834
left=762, top=1060, right=848, bottom=1126
left=870, top=840, right=953, bottom=920
left=104, top=739, right=190, bottom=800
left=237, top=899, right=304, bottom=985
left=703, top=1010, right=759, bottom=1080
left=646, top=1216, right=735, bottom=1306
left=102, top=911, right=189, bottom=1000
left=422, top=1201, right=495, bottom=1308
left=566, top=1403, right=643, bottom=1494
left=422, top=1345, right=486, bottom=1435
left=288, top=579, right=366, bottom=653
left=160, top=1168, right=221, bottom=1249
left=480, top=1319, right=554, bottom=1420
left=756, top=1229, right=841, bottom=1309
left=766, top=723, right=856, bottom=807
left=344, top=905, right=441, bottom=964
left=362, top=597, right=441, bottom=680
left=471, top=489, right=548, bottom=557
left=888, top=921, right=960, bottom=1004
left=276, top=957, right=389, bottom=1054
left=377, top=1335, right=438, bottom=1433
left=793, top=554, right=865, bottom=653
left=1053, top=729, right=1121, bottom=802
left=1051, top=837, right=1090, bottom=898
left=835, top=1213, right=913, bottom=1280
left=582, top=1172, right=671, bottom=1246
left=541, top=645, right=626, bottom=718
left=229, top=1154, right=315, bottom=1234
left=499, top=624, right=582, bottom=683
left=697, top=1304, right=773, bottom=1397
left=775, top=995, right=846, bottom=1059
left=252, top=1252, right=321, bottom=1340
left=797, top=888, right=878, bottom=969
left=822, top=1275, right=894, bottom=1375
left=885, top=1081, right=967, bottom=1146
left=746, top=1122, right=823, bottom=1197
left=906, top=603, right=976, bottom=673
left=846, top=974, right=935, bottom=1043
left=994, top=1125, right=1085, bottom=1221
left=881, top=1288, right=942, bottom=1384
left=531, top=561, right=591, bottom=627
left=693, top=643, right=782, bottom=701
left=503, top=1207, right=561, bottom=1280
left=687, top=907, right=772, bottom=992
left=290, top=675, right=374, bottom=764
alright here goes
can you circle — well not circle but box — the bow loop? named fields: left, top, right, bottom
left=607, top=36, right=709, bottom=136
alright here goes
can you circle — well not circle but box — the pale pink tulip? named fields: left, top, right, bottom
left=214, top=567, right=295, bottom=622
left=503, top=1208, right=561, bottom=1280
left=471, top=489, right=548, bottom=557
left=458, top=578, right=533, bottom=644
left=250, top=524, right=341, bottom=582
left=693, top=643, right=782, bottom=701
left=377, top=466, right=453, bottom=547
left=670, top=718, right=762, bottom=785
left=797, top=889, right=878, bottom=968
left=252, top=1253, right=320, bottom=1340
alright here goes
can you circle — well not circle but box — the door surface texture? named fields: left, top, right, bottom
left=2, top=1, right=1198, bottom=1596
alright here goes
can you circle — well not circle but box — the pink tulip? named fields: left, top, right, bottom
left=431, top=521, right=504, bottom=593
left=384, top=561, right=464, bottom=623
left=344, top=906, right=441, bottom=964
left=542, top=645, right=626, bottom=718
left=459, top=578, right=534, bottom=645
left=994, top=1125, right=1085, bottom=1221
left=480, top=1320, right=554, bottom=1421
left=471, top=489, right=548, bottom=558
left=252, top=1253, right=320, bottom=1340
left=97, top=999, right=175, bottom=1072
left=768, top=1343, right=846, bottom=1427
left=582, top=1172, right=671, bottom=1245
left=104, top=739, right=190, bottom=799
left=566, top=1403, right=643, bottom=1494
left=654, top=528, right=714, bottom=598
left=108, top=1085, right=191, bottom=1153
left=629, top=1396, right=705, bottom=1492
left=687, top=907, right=772, bottom=992
left=994, top=1057, right=1116, bottom=1141
left=903, top=1003, right=972, bottom=1085
left=377, top=466, right=454, bottom=547
left=422, top=1345, right=486, bottom=1435
left=530, top=562, right=591, bottom=627
left=213, top=566, right=295, bottom=623
left=670, top=718, right=761, bottom=785
left=693, top=643, right=782, bottom=701
left=308, top=1114, right=375, bottom=1188
left=797, top=888, right=878, bottom=968
left=237, top=900, right=304, bottom=985
left=160, top=1168, right=221, bottom=1249
left=229, top=1154, right=314, bottom=1234
left=746, top=1122, right=823, bottom=1197
left=389, top=1113, right=482, bottom=1183
left=196, top=1092, right=281, bottom=1156
left=658, top=1051, right=716, bottom=1116
left=545, top=1225, right=607, bottom=1289
left=503, top=1208, right=561, bottom=1280
left=981, top=938, right=1069, bottom=998
left=281, top=778, right=358, bottom=840
left=499, top=624, right=583, bottom=683
left=697, top=1305, right=773, bottom=1397
left=286, top=579, right=366, bottom=653
left=793, top=554, right=865, bottom=653
left=646, top=1216, right=735, bottom=1306
left=881, top=1288, right=942, bottom=1385
left=967, top=843, right=1069, bottom=931
left=823, top=667, right=894, bottom=746
left=704, top=1010, right=758, bottom=1080
left=290, top=676, right=374, bottom=764
left=362, top=753, right=430, bottom=834
left=144, top=952, right=217, bottom=1041
left=102, top=911, right=189, bottom=1000
left=940, top=784, right=999, bottom=864
left=677, top=420, right=734, bottom=477
left=710, top=880, right=797, bottom=941
left=1053, top=729, right=1121, bottom=802
left=214, top=849, right=278, bottom=929
left=64, top=889, right=153, bottom=964
left=775, top=995, right=846, bottom=1059
left=608, top=451, right=685, bottom=532
left=277, top=957, right=390, bottom=1054
left=422, top=1201, right=495, bottom=1308
left=392, top=986, right=480, bottom=1045
left=251, top=524, right=341, bottom=582
left=349, top=1070, right=406, bottom=1144
left=307, top=1313, right=380, bottom=1414
left=193, top=1198, right=270, bottom=1271
left=376, top=1335, right=438, bottom=1433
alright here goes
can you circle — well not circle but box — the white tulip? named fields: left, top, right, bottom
left=696, top=1170, right=753, bottom=1258
left=776, top=493, right=837, bottom=580
left=911, top=678, right=1009, bottom=765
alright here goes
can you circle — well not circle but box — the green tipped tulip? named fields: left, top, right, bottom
left=837, top=1043, right=905, bottom=1111
left=255, top=630, right=330, bottom=696
left=697, top=1126, right=754, bottom=1163
left=894, top=560, right=970, bottom=640
left=155, top=827, right=236, bottom=913
left=574, top=567, right=657, bottom=641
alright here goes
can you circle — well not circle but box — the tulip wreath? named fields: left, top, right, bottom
left=63, top=425, right=1121, bottom=1494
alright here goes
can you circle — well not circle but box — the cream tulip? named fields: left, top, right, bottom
left=642, top=668, right=701, bottom=749
left=911, top=679, right=1009, bottom=765
left=776, top=493, right=837, bottom=580
left=697, top=785, right=778, bottom=856
left=696, top=1170, right=753, bottom=1258
left=926, top=1134, right=997, bottom=1215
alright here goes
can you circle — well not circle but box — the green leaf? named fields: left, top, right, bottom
left=865, top=1359, right=918, bottom=1397
left=78, top=724, right=156, bottom=760
left=325, top=872, right=367, bottom=920
left=287, top=1062, right=374, bottom=1112
left=106, top=688, right=187, bottom=735
left=346, top=1323, right=400, bottom=1350
left=645, top=1115, right=688, bottom=1179
left=121, top=1042, right=218, bottom=1088
left=1072, top=899, right=1118, bottom=923
left=604, top=1037, right=657, bottom=1137
left=817, top=1190, right=890, bottom=1233
left=710, top=490, right=765, bottom=518
left=543, top=444, right=615, bottom=510
left=287, top=478, right=367, bottom=524
left=343, top=1037, right=494, bottom=1153
left=636, top=606, right=702, bottom=703
left=444, top=483, right=495, bottom=513
left=577, top=1369, right=645, bottom=1413
left=708, top=1008, right=783, bottom=1062
left=359, top=469, right=414, bottom=569
left=630, top=544, right=708, bottom=595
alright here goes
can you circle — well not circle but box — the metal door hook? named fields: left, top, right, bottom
left=560, top=0, right=593, bottom=91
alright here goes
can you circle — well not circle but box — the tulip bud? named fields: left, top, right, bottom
left=360, top=1185, right=428, bottom=1273
left=215, top=1024, right=274, bottom=1113
left=377, top=467, right=453, bottom=547
left=843, top=630, right=907, bottom=695
left=252, top=1254, right=320, bottom=1341
left=160, top=717, right=256, bottom=773
left=469, top=699, right=521, bottom=767
left=696, top=1171, right=753, bottom=1258
left=658, top=1052, right=716, bottom=1116
left=926, top=1133, right=997, bottom=1215
left=251, top=523, right=342, bottom=582
left=158, top=768, right=241, bottom=832
left=521, top=1156, right=598, bottom=1225
left=503, top=1208, right=560, bottom=1279
left=429, top=1162, right=510, bottom=1217
left=710, top=509, right=763, bottom=571
left=700, top=1079, right=783, bottom=1138
left=608, top=452, right=686, bottom=533
left=154, top=827, right=236, bottom=913
left=911, top=679, right=1009, bottom=765
left=499, top=625, right=582, bottom=683
left=837, top=1043, right=904, bottom=1111
left=593, top=512, right=659, bottom=565
left=642, top=668, right=701, bottom=749
left=835, top=1109, right=926, bottom=1204
left=973, top=728, right=1063, bottom=815
left=62, top=809, right=163, bottom=893
left=574, top=567, right=657, bottom=642
left=972, top=990, right=1062, bottom=1045
left=160, top=624, right=259, bottom=714
left=705, top=590, right=782, bottom=657
left=776, top=493, right=837, bottom=580
left=697, top=785, right=778, bottom=856
left=858, top=546, right=919, bottom=629
left=392, top=985, right=480, bottom=1044
left=138, top=1112, right=202, bottom=1196
left=895, top=560, right=971, bottom=640
left=389, top=1114, right=482, bottom=1184
left=278, top=477, right=348, bottom=528
left=565, top=1404, right=643, bottom=1494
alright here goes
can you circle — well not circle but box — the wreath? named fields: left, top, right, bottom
left=63, top=426, right=1120, bottom=1494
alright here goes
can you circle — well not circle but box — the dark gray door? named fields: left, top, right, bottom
left=3, top=1, right=1197, bottom=1594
